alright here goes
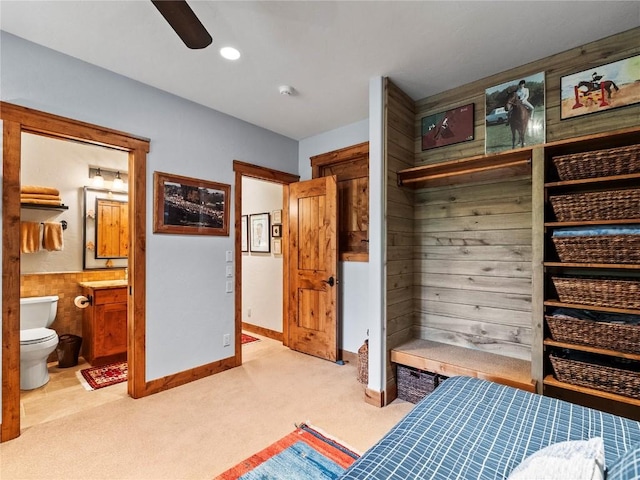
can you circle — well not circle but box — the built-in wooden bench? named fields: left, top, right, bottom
left=391, top=339, right=536, bottom=393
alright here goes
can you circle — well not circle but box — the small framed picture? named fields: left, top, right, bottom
left=272, top=224, right=282, bottom=238
left=272, top=209, right=282, bottom=224
left=421, top=103, right=474, bottom=151
left=273, top=238, right=282, bottom=255
left=250, top=213, right=270, bottom=253
left=241, top=215, right=248, bottom=252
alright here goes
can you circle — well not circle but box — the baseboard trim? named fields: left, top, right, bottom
left=364, top=387, right=385, bottom=408
left=242, top=322, right=283, bottom=342
left=143, top=355, right=238, bottom=396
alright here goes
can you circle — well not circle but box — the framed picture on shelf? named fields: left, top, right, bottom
left=421, top=103, right=474, bottom=151
left=241, top=215, right=248, bottom=252
left=250, top=213, right=270, bottom=253
left=560, top=55, right=640, bottom=120
left=153, top=171, right=230, bottom=236
left=485, top=71, right=545, bottom=154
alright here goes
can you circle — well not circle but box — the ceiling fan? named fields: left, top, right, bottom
left=151, top=0, right=212, bottom=49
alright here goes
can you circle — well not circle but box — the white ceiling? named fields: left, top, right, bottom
left=1, top=1, right=638, bottom=140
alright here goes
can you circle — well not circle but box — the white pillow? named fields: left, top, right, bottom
left=508, top=437, right=605, bottom=480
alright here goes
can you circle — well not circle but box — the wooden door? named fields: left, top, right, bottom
left=286, top=176, right=339, bottom=361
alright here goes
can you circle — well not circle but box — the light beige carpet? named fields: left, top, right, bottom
left=1, top=336, right=413, bottom=479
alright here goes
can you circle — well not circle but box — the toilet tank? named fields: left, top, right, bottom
left=19, top=295, right=59, bottom=329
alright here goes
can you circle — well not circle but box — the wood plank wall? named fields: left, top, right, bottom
left=385, top=79, right=416, bottom=389
left=391, top=28, right=640, bottom=366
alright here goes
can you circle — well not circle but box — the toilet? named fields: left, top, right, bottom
left=20, top=295, right=60, bottom=390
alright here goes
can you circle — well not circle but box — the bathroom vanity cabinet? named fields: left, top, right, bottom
left=79, top=281, right=128, bottom=366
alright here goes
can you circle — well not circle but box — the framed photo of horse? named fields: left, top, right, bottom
left=485, top=71, right=545, bottom=154
left=560, top=55, right=640, bottom=120
left=421, top=103, right=474, bottom=151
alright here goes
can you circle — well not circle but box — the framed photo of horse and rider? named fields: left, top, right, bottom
left=481, top=55, right=639, bottom=155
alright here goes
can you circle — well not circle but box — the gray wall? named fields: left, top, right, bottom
left=1, top=32, right=298, bottom=384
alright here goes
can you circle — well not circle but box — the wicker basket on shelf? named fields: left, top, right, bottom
left=550, top=353, right=640, bottom=398
left=551, top=234, right=640, bottom=264
left=552, top=144, right=640, bottom=181
left=551, top=276, right=640, bottom=310
left=549, top=188, right=640, bottom=222
left=546, top=314, right=640, bottom=354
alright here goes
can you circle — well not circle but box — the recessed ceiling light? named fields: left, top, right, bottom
left=220, top=47, right=240, bottom=60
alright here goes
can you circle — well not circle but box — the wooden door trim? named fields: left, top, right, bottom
left=233, top=161, right=299, bottom=358
left=1, top=102, right=149, bottom=442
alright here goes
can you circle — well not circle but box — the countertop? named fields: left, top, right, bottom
left=78, top=279, right=128, bottom=289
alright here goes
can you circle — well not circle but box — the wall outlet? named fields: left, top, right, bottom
left=223, top=334, right=230, bottom=347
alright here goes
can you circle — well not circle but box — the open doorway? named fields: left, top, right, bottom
left=232, top=161, right=299, bottom=364
left=1, top=102, right=149, bottom=442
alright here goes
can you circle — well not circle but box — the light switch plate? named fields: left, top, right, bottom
left=226, top=250, right=233, bottom=262
left=226, top=265, right=233, bottom=277
left=226, top=281, right=233, bottom=293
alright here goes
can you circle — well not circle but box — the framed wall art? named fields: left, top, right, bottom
left=560, top=55, right=640, bottom=120
left=241, top=215, right=248, bottom=252
left=250, top=213, right=270, bottom=253
left=271, top=209, right=282, bottom=224
left=271, top=224, right=282, bottom=238
left=485, top=71, right=545, bottom=154
left=273, top=238, right=282, bottom=255
left=421, top=103, right=474, bottom=151
left=153, top=171, right=230, bottom=236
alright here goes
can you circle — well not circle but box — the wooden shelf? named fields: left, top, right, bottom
left=544, top=261, right=640, bottom=270
left=545, top=219, right=640, bottom=227
left=544, top=300, right=640, bottom=316
left=397, top=149, right=531, bottom=189
left=544, top=172, right=640, bottom=189
left=543, top=375, right=640, bottom=408
left=21, top=202, right=68, bottom=211
left=543, top=339, right=640, bottom=361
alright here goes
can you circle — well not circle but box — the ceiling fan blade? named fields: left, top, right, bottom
left=151, top=0, right=212, bottom=49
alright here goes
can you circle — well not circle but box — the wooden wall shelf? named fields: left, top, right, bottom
left=397, top=149, right=532, bottom=189
left=21, top=203, right=68, bottom=211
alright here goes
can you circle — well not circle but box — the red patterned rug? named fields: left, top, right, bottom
left=215, top=423, right=359, bottom=479
left=77, top=361, right=127, bottom=390
left=242, top=333, right=259, bottom=344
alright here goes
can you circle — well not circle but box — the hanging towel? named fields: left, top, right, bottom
left=20, top=185, right=60, bottom=196
left=20, top=222, right=41, bottom=254
left=42, top=222, right=64, bottom=251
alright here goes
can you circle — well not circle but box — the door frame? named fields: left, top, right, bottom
left=1, top=102, right=149, bottom=442
left=233, top=161, right=299, bottom=362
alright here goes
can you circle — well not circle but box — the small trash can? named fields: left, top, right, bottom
left=56, top=334, right=82, bottom=368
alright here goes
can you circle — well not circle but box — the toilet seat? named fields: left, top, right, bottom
left=20, top=327, right=57, bottom=345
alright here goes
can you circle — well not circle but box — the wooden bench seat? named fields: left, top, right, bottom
left=391, top=339, right=536, bottom=393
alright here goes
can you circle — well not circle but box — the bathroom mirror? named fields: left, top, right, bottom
left=83, top=187, right=128, bottom=270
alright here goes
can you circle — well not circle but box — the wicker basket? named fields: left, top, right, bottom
left=397, top=365, right=439, bottom=404
left=357, top=340, right=368, bottom=384
left=552, top=276, right=640, bottom=310
left=552, top=144, right=640, bottom=181
left=552, top=234, right=640, bottom=264
left=546, top=314, right=640, bottom=354
left=550, top=354, right=640, bottom=398
left=549, top=188, right=640, bottom=222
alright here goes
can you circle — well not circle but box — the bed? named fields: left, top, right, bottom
left=340, top=376, right=640, bottom=479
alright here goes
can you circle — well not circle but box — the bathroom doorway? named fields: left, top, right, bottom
left=1, top=102, right=149, bottom=442
left=19, top=134, right=129, bottom=429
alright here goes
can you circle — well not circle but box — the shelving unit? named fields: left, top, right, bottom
left=542, top=127, right=640, bottom=420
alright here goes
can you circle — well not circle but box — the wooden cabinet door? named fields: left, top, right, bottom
left=94, top=302, right=127, bottom=358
